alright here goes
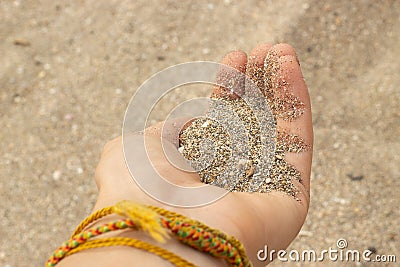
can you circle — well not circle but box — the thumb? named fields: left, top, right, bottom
left=144, top=116, right=193, bottom=148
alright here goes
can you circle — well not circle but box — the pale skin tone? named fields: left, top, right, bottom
left=58, top=43, right=313, bottom=267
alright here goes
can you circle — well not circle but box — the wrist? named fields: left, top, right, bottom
left=82, top=214, right=228, bottom=267
left=50, top=201, right=235, bottom=267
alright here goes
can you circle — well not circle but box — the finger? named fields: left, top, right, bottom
left=246, top=43, right=273, bottom=93
left=211, top=50, right=248, bottom=99
left=267, top=44, right=313, bottom=196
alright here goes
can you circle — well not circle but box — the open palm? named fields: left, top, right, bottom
left=62, top=43, right=313, bottom=267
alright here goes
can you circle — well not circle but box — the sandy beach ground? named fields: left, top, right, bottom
left=1, top=1, right=399, bottom=266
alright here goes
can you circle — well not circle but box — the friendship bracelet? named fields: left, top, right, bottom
left=46, top=218, right=191, bottom=267
left=65, top=237, right=196, bottom=267
left=46, top=200, right=251, bottom=267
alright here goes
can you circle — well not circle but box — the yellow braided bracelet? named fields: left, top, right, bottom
left=46, top=200, right=252, bottom=267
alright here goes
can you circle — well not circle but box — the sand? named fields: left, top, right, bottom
left=0, top=1, right=399, bottom=266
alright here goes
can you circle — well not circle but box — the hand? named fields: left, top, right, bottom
left=60, top=43, right=313, bottom=267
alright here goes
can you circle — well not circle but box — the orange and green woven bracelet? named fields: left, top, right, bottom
left=46, top=200, right=252, bottom=267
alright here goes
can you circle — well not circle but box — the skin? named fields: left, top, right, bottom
left=57, top=43, right=313, bottom=267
